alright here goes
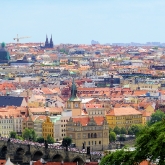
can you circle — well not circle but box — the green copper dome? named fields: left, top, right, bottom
left=0, top=42, right=10, bottom=62
left=1, top=42, right=5, bottom=48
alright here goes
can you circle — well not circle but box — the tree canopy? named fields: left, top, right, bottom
left=120, top=127, right=127, bottom=134
left=22, top=128, right=37, bottom=141
left=109, top=131, right=116, bottom=142
left=36, top=137, right=45, bottom=143
left=148, top=110, right=165, bottom=126
left=113, top=126, right=121, bottom=135
left=100, top=120, right=165, bottom=165
left=47, top=134, right=55, bottom=144
left=128, top=124, right=143, bottom=136
left=10, top=131, right=17, bottom=138
left=62, top=137, right=72, bottom=147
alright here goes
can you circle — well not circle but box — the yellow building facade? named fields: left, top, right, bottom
left=129, top=83, right=161, bottom=91
left=106, top=107, right=142, bottom=129
left=42, top=116, right=54, bottom=139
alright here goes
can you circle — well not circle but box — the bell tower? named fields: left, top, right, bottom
left=66, top=79, right=82, bottom=117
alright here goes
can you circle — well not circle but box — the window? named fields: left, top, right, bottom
left=99, top=141, right=101, bottom=144
left=88, top=141, right=90, bottom=145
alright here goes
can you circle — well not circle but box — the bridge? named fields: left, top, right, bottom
left=0, top=139, right=95, bottom=165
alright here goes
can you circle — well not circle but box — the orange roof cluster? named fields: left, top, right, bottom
left=0, top=106, right=28, bottom=118
left=72, top=116, right=105, bottom=126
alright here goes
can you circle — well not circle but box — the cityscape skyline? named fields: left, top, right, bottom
left=1, top=0, right=165, bottom=44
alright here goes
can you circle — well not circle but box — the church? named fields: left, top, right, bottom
left=0, top=42, right=10, bottom=63
left=41, top=35, right=54, bottom=48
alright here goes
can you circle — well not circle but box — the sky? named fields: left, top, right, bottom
left=1, top=0, right=165, bottom=44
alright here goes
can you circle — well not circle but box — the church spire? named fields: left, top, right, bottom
left=46, top=34, right=48, bottom=43
left=50, top=34, right=53, bottom=48
left=69, top=78, right=80, bottom=101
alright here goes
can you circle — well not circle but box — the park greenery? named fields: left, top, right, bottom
left=103, top=110, right=165, bottom=165
left=109, top=110, right=165, bottom=142
left=10, top=128, right=54, bottom=144
left=102, top=119, right=165, bottom=164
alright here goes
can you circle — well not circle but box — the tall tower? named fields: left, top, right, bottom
left=45, top=35, right=49, bottom=48
left=66, top=79, right=81, bottom=117
left=49, top=34, right=54, bottom=48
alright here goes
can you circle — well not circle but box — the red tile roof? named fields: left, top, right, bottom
left=107, top=107, right=142, bottom=116
left=72, top=116, right=105, bottom=126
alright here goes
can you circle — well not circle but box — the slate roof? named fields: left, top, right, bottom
left=0, top=96, right=24, bottom=107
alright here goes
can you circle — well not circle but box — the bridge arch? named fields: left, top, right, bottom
left=52, top=154, right=63, bottom=162
left=14, top=147, right=25, bottom=162
left=72, top=156, right=84, bottom=165
left=32, top=151, right=43, bottom=161
left=0, top=146, right=7, bottom=159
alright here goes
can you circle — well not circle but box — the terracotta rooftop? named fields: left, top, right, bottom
left=72, top=116, right=105, bottom=126
left=107, top=107, right=142, bottom=116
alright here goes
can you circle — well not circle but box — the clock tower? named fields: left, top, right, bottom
left=66, top=79, right=82, bottom=117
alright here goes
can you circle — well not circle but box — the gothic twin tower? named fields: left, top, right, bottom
left=44, top=35, right=54, bottom=48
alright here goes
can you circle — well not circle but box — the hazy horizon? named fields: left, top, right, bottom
left=1, top=0, right=165, bottom=44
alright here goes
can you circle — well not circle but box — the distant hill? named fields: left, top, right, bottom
left=91, top=40, right=100, bottom=45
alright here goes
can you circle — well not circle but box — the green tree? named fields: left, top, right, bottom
left=134, top=120, right=165, bottom=164
left=47, top=135, right=54, bottom=144
left=100, top=148, right=136, bottom=165
left=31, top=129, right=37, bottom=141
left=129, top=124, right=143, bottom=136
left=128, top=128, right=134, bottom=135
left=10, top=131, right=17, bottom=138
left=109, top=127, right=113, bottom=133
left=113, top=126, right=121, bottom=135
left=62, top=137, right=72, bottom=150
left=17, top=136, right=23, bottom=140
left=120, top=127, right=127, bottom=134
left=148, top=110, right=165, bottom=126
left=22, top=128, right=37, bottom=141
left=22, top=128, right=31, bottom=140
left=109, top=131, right=116, bottom=142
left=100, top=120, right=165, bottom=165
left=36, top=137, right=45, bottom=143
